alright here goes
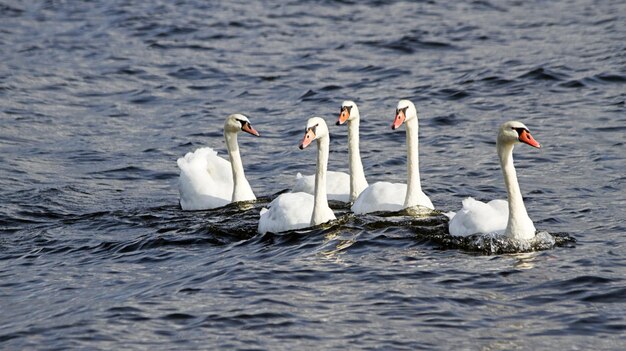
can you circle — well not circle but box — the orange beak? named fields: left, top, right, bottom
left=299, top=128, right=316, bottom=149
left=391, top=110, right=406, bottom=130
left=241, top=122, right=260, bottom=137
left=519, top=130, right=540, bottom=148
left=337, top=109, right=350, bottom=125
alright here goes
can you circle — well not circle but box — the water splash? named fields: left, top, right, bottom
left=428, top=230, right=576, bottom=254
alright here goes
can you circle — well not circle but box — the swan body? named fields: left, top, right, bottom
left=177, top=147, right=235, bottom=210
left=448, top=121, right=541, bottom=240
left=257, top=192, right=316, bottom=234
left=350, top=182, right=406, bottom=213
left=447, top=198, right=508, bottom=236
left=258, top=117, right=336, bottom=234
left=291, top=171, right=350, bottom=202
left=351, top=100, right=434, bottom=215
left=177, top=114, right=259, bottom=211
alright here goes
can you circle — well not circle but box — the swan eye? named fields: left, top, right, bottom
left=304, top=124, right=318, bottom=137
left=512, top=127, right=529, bottom=137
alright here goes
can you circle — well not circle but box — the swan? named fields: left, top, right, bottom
left=292, top=171, right=350, bottom=202
left=258, top=117, right=336, bottom=234
left=351, top=100, right=434, bottom=214
left=447, top=121, right=541, bottom=240
left=291, top=100, right=369, bottom=203
left=177, top=114, right=259, bottom=210
left=337, top=100, right=369, bottom=202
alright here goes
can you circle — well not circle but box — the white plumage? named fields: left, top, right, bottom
left=177, top=147, right=236, bottom=210
left=259, top=117, right=336, bottom=234
left=290, top=100, right=369, bottom=203
left=351, top=100, right=434, bottom=214
left=447, top=198, right=508, bottom=236
left=448, top=121, right=541, bottom=240
left=177, top=114, right=259, bottom=211
left=291, top=171, right=350, bottom=203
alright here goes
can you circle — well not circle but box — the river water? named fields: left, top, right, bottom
left=1, top=0, right=625, bottom=349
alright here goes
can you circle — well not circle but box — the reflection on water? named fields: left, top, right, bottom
left=512, top=252, right=538, bottom=270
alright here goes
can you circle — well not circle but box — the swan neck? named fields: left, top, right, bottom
left=225, top=131, right=248, bottom=202
left=404, top=117, right=423, bottom=207
left=498, top=141, right=533, bottom=238
left=348, top=118, right=367, bottom=202
left=312, top=135, right=330, bottom=225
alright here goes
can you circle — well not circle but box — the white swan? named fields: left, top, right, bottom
left=258, top=117, right=336, bottom=234
left=351, top=100, right=434, bottom=214
left=291, top=171, right=350, bottom=202
left=448, top=121, right=541, bottom=240
left=177, top=114, right=259, bottom=210
left=291, top=100, right=369, bottom=203
left=337, top=100, right=369, bottom=202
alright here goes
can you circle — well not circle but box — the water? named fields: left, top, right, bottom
left=1, top=0, right=625, bottom=349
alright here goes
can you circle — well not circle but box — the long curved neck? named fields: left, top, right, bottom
left=348, top=118, right=367, bottom=202
left=403, top=117, right=423, bottom=207
left=311, top=135, right=330, bottom=225
left=224, top=131, right=248, bottom=202
left=498, top=141, right=533, bottom=239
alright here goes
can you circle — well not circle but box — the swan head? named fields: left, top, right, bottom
left=337, top=100, right=360, bottom=125
left=299, top=117, right=328, bottom=149
left=498, top=121, right=541, bottom=148
left=224, top=114, right=260, bottom=137
left=391, top=99, right=417, bottom=130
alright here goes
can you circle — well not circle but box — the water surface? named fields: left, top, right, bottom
left=1, top=0, right=625, bottom=349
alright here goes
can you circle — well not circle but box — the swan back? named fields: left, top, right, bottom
left=177, top=147, right=233, bottom=210
left=448, top=198, right=509, bottom=236
left=258, top=192, right=315, bottom=234
left=351, top=182, right=406, bottom=214
left=292, top=171, right=351, bottom=202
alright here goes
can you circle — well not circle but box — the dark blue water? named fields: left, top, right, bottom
left=1, top=0, right=625, bottom=349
